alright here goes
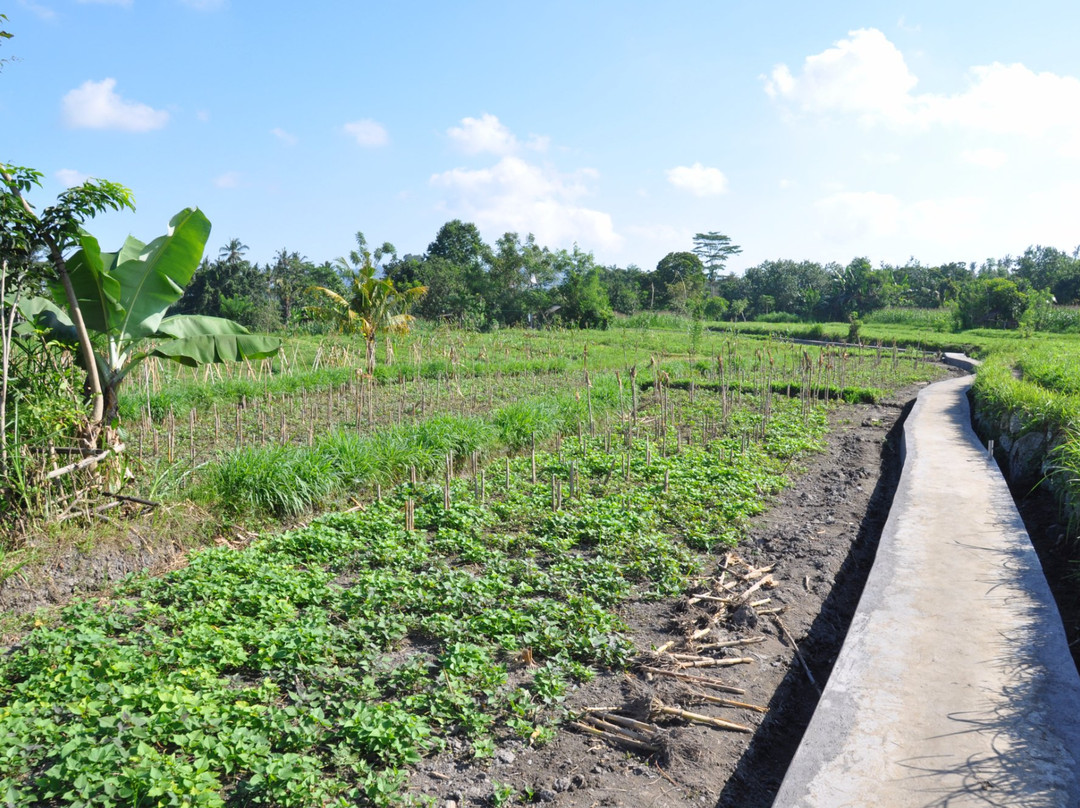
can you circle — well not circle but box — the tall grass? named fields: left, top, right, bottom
left=198, top=377, right=631, bottom=517
left=617, top=312, right=694, bottom=331
left=863, top=307, right=956, bottom=332
left=207, top=445, right=337, bottom=517
left=200, top=413, right=502, bottom=516
left=1016, top=344, right=1080, bottom=396
left=972, top=349, right=1080, bottom=540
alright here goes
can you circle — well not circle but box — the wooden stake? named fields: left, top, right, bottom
left=637, top=666, right=745, bottom=695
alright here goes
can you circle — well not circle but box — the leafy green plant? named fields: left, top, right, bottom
left=21, top=209, right=281, bottom=427
left=307, top=264, right=426, bottom=375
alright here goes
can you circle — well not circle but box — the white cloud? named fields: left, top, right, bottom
left=446, top=113, right=548, bottom=155
left=666, top=163, right=729, bottom=196
left=862, top=151, right=901, bottom=164
left=903, top=196, right=986, bottom=243
left=56, top=168, right=90, bottom=187
left=815, top=189, right=985, bottom=245
left=196, top=110, right=210, bottom=122
left=449, top=113, right=516, bottom=154
left=61, top=78, right=168, bottom=132
left=961, top=147, right=1007, bottom=169
left=213, top=171, right=241, bottom=189
left=16, top=0, right=57, bottom=20
left=922, top=62, right=1080, bottom=138
left=766, top=28, right=1080, bottom=148
left=431, top=155, right=620, bottom=252
left=625, top=223, right=691, bottom=245
left=764, top=29, right=918, bottom=126
left=343, top=119, right=388, bottom=147
left=815, top=190, right=903, bottom=241
left=271, top=127, right=298, bottom=146
left=896, top=16, right=921, bottom=33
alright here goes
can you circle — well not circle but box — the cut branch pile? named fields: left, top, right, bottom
left=570, top=553, right=785, bottom=757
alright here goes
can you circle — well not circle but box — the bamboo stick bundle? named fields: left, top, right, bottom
left=680, top=688, right=768, bottom=713
left=629, top=696, right=751, bottom=733
left=637, top=666, right=745, bottom=694
left=570, top=719, right=660, bottom=754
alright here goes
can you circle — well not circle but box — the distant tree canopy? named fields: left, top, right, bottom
left=168, top=221, right=1080, bottom=334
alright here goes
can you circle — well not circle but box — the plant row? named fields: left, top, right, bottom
left=0, top=392, right=826, bottom=806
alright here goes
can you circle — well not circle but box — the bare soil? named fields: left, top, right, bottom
left=406, top=384, right=927, bottom=808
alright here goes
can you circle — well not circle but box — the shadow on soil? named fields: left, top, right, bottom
left=715, top=399, right=915, bottom=808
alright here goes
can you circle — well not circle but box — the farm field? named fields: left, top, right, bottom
left=0, top=325, right=999, bottom=807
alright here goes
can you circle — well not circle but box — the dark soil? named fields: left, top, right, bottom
left=407, top=385, right=927, bottom=808
left=0, top=516, right=194, bottom=621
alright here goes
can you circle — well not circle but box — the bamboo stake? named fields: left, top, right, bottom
left=637, top=666, right=745, bottom=695
left=695, top=637, right=767, bottom=651
left=570, top=721, right=659, bottom=754
left=774, top=614, right=821, bottom=695
left=648, top=700, right=751, bottom=733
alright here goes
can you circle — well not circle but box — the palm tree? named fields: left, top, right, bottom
left=307, top=265, right=426, bottom=375
left=218, top=238, right=249, bottom=265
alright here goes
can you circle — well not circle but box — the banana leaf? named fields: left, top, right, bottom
left=148, top=315, right=281, bottom=367
left=56, top=208, right=211, bottom=343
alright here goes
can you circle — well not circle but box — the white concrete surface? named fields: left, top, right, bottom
left=772, top=374, right=1080, bottom=808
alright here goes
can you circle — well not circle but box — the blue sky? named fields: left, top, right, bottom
left=4, top=1, right=1080, bottom=274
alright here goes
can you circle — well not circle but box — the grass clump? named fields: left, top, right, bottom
left=207, top=444, right=336, bottom=517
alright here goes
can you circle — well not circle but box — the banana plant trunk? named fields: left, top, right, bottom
left=48, top=246, right=105, bottom=437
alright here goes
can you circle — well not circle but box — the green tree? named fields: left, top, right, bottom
left=2, top=162, right=135, bottom=430
left=653, top=251, right=706, bottom=311
left=269, top=248, right=318, bottom=325
left=427, top=220, right=491, bottom=271
left=742, top=259, right=831, bottom=318
left=827, top=257, right=898, bottom=319
left=555, top=248, right=613, bottom=329
left=597, top=264, right=646, bottom=315
left=692, top=232, right=742, bottom=285
left=1016, top=245, right=1080, bottom=304
left=957, top=277, right=1027, bottom=329
left=174, top=238, right=276, bottom=330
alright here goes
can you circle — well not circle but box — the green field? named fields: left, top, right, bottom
left=0, top=324, right=954, bottom=806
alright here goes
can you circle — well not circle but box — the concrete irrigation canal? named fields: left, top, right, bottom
left=773, top=364, right=1080, bottom=807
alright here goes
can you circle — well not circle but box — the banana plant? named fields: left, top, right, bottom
left=20, top=208, right=280, bottom=425
left=307, top=264, right=426, bottom=375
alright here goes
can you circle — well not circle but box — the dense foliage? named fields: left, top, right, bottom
left=163, top=220, right=1080, bottom=335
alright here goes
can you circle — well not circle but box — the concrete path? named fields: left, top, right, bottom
left=772, top=374, right=1080, bottom=807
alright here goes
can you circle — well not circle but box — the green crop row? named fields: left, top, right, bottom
left=0, top=388, right=827, bottom=807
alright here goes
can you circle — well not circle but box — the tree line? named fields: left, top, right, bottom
left=174, top=222, right=1080, bottom=333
